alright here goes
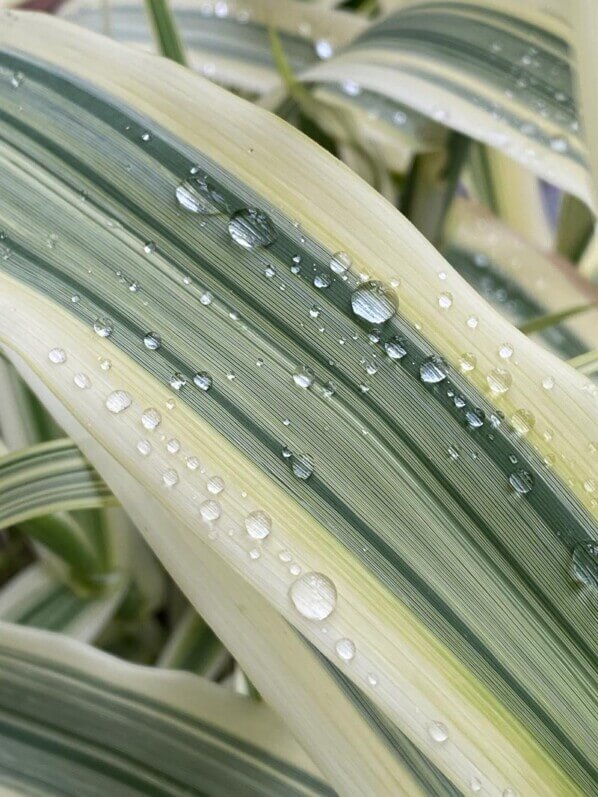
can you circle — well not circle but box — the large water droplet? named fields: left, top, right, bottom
left=170, top=373, right=187, bottom=390
left=571, top=541, right=597, bottom=588
left=193, top=372, right=212, bottom=391
left=289, top=572, right=337, bottom=620
left=200, top=500, right=221, bottom=522
left=466, top=408, right=485, bottom=428
left=459, top=352, right=476, bottom=372
left=105, top=390, right=132, bottom=413
left=420, top=356, right=448, bottom=384
left=162, top=468, right=179, bottom=488
left=175, top=179, right=226, bottom=215
left=144, top=332, right=161, bottom=350
left=330, top=251, right=352, bottom=274
left=207, top=476, right=224, bottom=494
left=94, top=318, right=113, bottom=338
left=141, top=407, right=162, bottom=430
left=293, top=366, right=315, bottom=389
left=487, top=367, right=512, bottom=395
left=245, top=510, right=272, bottom=540
left=428, top=722, right=449, bottom=743
left=335, top=638, right=355, bottom=661
left=351, top=281, right=396, bottom=323
left=384, top=337, right=407, bottom=360
left=48, top=348, right=66, bottom=364
left=509, top=469, right=534, bottom=494
left=228, top=208, right=277, bottom=249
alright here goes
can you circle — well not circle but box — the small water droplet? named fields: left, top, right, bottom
left=503, top=789, right=517, bottom=797
left=330, top=251, right=352, bottom=274
left=166, top=438, right=180, bottom=454
left=105, top=390, right=132, bottom=413
left=141, top=131, right=152, bottom=142
left=48, top=348, right=66, bottom=364
left=314, top=273, right=331, bottom=289
left=170, top=373, right=187, bottom=391
left=143, top=241, right=156, bottom=255
left=279, top=550, right=292, bottom=563
left=245, top=510, right=272, bottom=540
left=511, top=409, right=535, bottom=436
left=366, top=673, right=378, bottom=686
left=289, top=572, right=337, bottom=620
left=315, top=38, right=333, bottom=59
left=335, top=638, right=355, bottom=661
left=228, top=208, right=277, bottom=249
left=200, top=500, right=221, bottom=521
left=448, top=445, right=460, bottom=460
left=458, top=352, right=476, bottom=372
left=291, top=453, right=314, bottom=480
left=137, top=439, right=151, bottom=456
left=205, top=476, right=223, bottom=495
left=499, top=343, right=513, bottom=359
left=549, top=136, right=568, bottom=153
left=470, top=776, right=482, bottom=792
left=162, top=468, right=179, bottom=488
left=73, top=372, right=91, bottom=389
left=200, top=291, right=213, bottom=306
left=93, top=318, right=113, bottom=338
left=351, top=281, right=396, bottom=323
left=509, top=469, right=534, bottom=494
left=249, top=547, right=261, bottom=560
left=193, top=372, right=212, bottom=391
left=186, top=455, right=200, bottom=470
left=384, top=337, right=407, bottom=359
left=467, top=315, right=479, bottom=329
left=438, top=291, right=453, bottom=310
left=100, top=359, right=111, bottom=371
left=542, top=375, right=555, bottom=390
left=420, top=356, right=448, bottom=384
left=141, top=408, right=162, bottom=430
left=571, top=541, right=597, bottom=588
left=428, top=722, right=449, bottom=743
left=144, top=332, right=161, bottom=350
left=466, top=408, right=485, bottom=428
left=487, top=367, right=512, bottom=395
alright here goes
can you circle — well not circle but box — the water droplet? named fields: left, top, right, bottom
left=245, top=510, right=272, bottom=540
left=542, top=375, right=555, bottom=390
left=448, top=445, right=460, bottom=460
left=141, top=131, right=152, bottom=142
left=105, top=390, right=132, bottom=413
left=186, top=456, right=200, bottom=470
left=200, top=291, right=213, bottom=306
left=458, top=352, right=476, bottom=372
left=384, top=337, right=407, bottom=359
left=249, top=548, right=261, bottom=560
left=499, top=343, right=513, bottom=359
left=393, top=110, right=407, bottom=125
left=503, top=789, right=517, bottom=797
left=470, top=776, right=482, bottom=792
left=144, top=241, right=156, bottom=255
left=100, top=359, right=111, bottom=371
left=571, top=541, right=597, bottom=588
left=509, top=469, right=534, bottom=494
left=291, top=453, right=314, bottom=480
left=170, top=373, right=187, bottom=390
left=166, top=438, right=180, bottom=454
left=335, top=638, right=355, bottom=661
left=315, top=39, right=333, bottom=59
left=141, top=408, right=162, bottom=430
left=289, top=572, right=336, bottom=620
left=438, top=291, right=453, bottom=310
left=162, top=468, right=179, bottom=488
left=420, top=356, right=448, bottom=384
left=10, top=71, right=24, bottom=88
left=289, top=563, right=301, bottom=576
left=366, top=673, right=378, bottom=686
left=487, top=367, right=512, bottom=395
left=466, top=408, right=485, bottom=428
left=144, top=332, right=161, bottom=350
left=428, top=722, right=449, bottom=743
left=467, top=315, right=479, bottom=329
left=137, top=439, right=151, bottom=456
left=175, top=179, right=226, bottom=215
left=511, top=409, right=535, bottom=436
left=293, top=366, right=315, bottom=389
left=48, top=348, right=66, bottom=364
left=200, top=500, right=221, bottom=522
left=93, top=318, right=113, bottom=338
left=193, top=372, right=212, bottom=391
left=314, top=273, right=331, bottom=289
left=207, top=476, right=224, bottom=494
left=279, top=550, right=292, bottom=563
left=330, top=251, right=352, bottom=274
left=73, top=372, right=91, bottom=389
left=228, top=208, right=276, bottom=249
left=351, top=281, right=396, bottom=323
left=549, top=136, right=568, bottom=153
